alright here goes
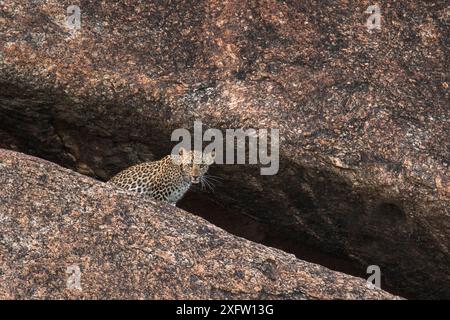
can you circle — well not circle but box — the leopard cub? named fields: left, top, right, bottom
left=108, top=148, right=215, bottom=205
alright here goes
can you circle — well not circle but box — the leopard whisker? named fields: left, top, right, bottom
left=199, top=178, right=206, bottom=190
left=205, top=174, right=223, bottom=181
left=203, top=175, right=222, bottom=184
left=200, top=175, right=215, bottom=192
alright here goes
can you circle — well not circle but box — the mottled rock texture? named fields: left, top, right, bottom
left=0, top=149, right=400, bottom=299
left=0, top=0, right=448, bottom=298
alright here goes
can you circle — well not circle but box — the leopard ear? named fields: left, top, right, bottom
left=205, top=149, right=216, bottom=165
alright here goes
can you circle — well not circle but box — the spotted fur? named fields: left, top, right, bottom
left=108, top=148, right=215, bottom=205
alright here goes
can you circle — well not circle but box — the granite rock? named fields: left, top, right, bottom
left=0, top=0, right=448, bottom=298
left=0, top=149, right=399, bottom=299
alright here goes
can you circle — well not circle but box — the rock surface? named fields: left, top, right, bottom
left=0, top=149, right=399, bottom=299
left=0, top=0, right=448, bottom=298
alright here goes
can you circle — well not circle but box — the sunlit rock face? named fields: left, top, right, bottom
left=0, top=149, right=401, bottom=300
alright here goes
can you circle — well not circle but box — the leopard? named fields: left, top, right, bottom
left=108, top=147, right=216, bottom=205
